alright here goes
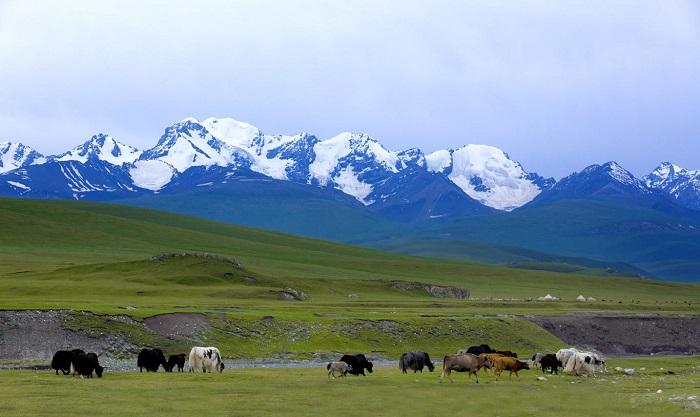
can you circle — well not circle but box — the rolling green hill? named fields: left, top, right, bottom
left=117, top=179, right=407, bottom=244
left=114, top=184, right=700, bottom=281
left=1, top=197, right=697, bottom=311
left=369, top=238, right=650, bottom=277
left=408, top=199, right=700, bottom=281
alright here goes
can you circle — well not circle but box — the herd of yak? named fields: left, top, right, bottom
left=50, top=346, right=224, bottom=378
left=50, top=344, right=606, bottom=382
left=330, top=345, right=607, bottom=382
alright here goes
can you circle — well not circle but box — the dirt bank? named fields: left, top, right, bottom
left=143, top=313, right=210, bottom=339
left=527, top=314, right=700, bottom=355
left=0, top=310, right=138, bottom=361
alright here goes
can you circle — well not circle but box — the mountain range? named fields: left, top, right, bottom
left=1, top=117, right=698, bottom=281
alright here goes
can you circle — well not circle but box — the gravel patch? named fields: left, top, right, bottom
left=527, top=314, right=700, bottom=355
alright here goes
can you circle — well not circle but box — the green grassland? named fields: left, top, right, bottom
left=1, top=198, right=698, bottom=314
left=0, top=356, right=698, bottom=417
left=1, top=198, right=699, bottom=357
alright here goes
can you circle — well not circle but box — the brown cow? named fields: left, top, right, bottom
left=478, top=353, right=504, bottom=373
left=440, top=353, right=488, bottom=384
left=491, top=356, right=529, bottom=380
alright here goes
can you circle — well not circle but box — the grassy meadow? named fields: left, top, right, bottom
left=0, top=356, right=698, bottom=417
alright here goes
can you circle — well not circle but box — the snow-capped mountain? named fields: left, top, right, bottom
left=424, top=145, right=553, bottom=211
left=0, top=117, right=558, bottom=216
left=526, top=161, right=693, bottom=214
left=645, top=162, right=700, bottom=210
left=536, top=161, right=648, bottom=199
left=0, top=160, right=137, bottom=199
left=130, top=119, right=253, bottom=190
left=309, top=132, right=402, bottom=204
left=201, top=117, right=319, bottom=182
left=0, top=142, right=46, bottom=174
left=54, top=134, right=141, bottom=166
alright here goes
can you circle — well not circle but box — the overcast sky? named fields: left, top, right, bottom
left=1, top=0, right=698, bottom=178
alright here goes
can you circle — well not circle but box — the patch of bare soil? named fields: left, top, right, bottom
left=0, top=310, right=137, bottom=361
left=528, top=314, right=700, bottom=355
left=143, top=313, right=210, bottom=339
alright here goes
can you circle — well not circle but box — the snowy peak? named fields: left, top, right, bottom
left=397, top=148, right=425, bottom=168
left=426, top=144, right=550, bottom=211
left=131, top=119, right=254, bottom=191
left=582, top=161, right=649, bottom=192
left=533, top=160, right=659, bottom=208
left=309, top=132, right=400, bottom=204
left=55, top=134, right=141, bottom=166
left=644, top=162, right=700, bottom=210
left=140, top=119, right=251, bottom=172
left=0, top=142, right=45, bottom=174
left=199, top=117, right=262, bottom=149
left=645, top=162, right=697, bottom=189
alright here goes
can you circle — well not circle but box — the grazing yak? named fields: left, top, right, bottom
left=165, top=353, right=187, bottom=372
left=440, top=353, right=488, bottom=383
left=565, top=351, right=606, bottom=376
left=491, top=356, right=529, bottom=380
left=460, top=344, right=495, bottom=356
left=51, top=349, right=84, bottom=375
left=340, top=354, right=373, bottom=376
left=326, top=361, right=352, bottom=379
left=539, top=354, right=562, bottom=374
left=189, top=346, right=225, bottom=373
left=137, top=348, right=167, bottom=372
left=71, top=352, right=104, bottom=378
left=399, top=352, right=435, bottom=374
left=556, top=348, right=579, bottom=370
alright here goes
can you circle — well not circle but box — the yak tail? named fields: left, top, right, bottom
left=326, top=362, right=331, bottom=370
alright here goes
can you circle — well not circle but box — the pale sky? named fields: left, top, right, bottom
left=1, top=0, right=699, bottom=178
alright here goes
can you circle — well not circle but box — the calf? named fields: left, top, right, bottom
left=71, top=352, right=104, bottom=378
left=165, top=353, right=187, bottom=372
left=326, top=361, right=352, bottom=379
left=491, top=356, right=529, bottom=380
